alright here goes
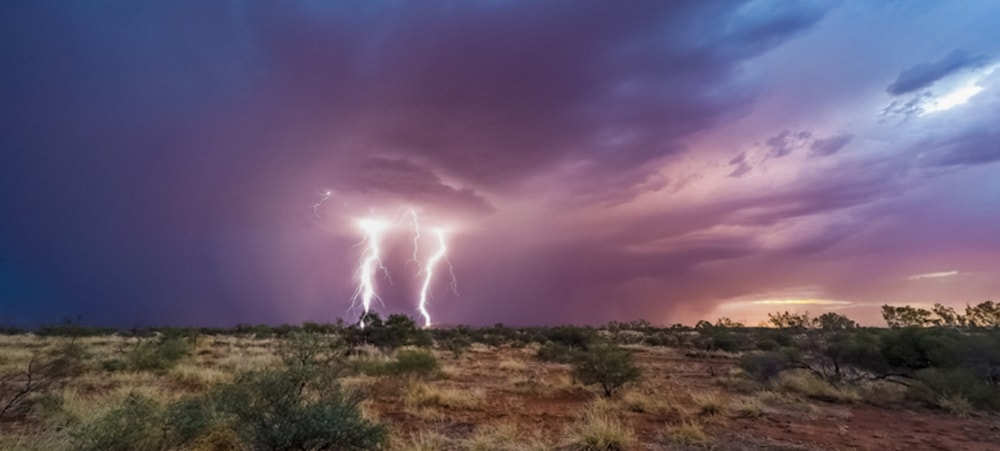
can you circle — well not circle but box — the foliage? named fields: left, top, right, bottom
left=537, top=342, right=577, bottom=363
left=125, top=336, right=190, bottom=372
left=213, top=368, right=387, bottom=450
left=384, top=349, right=440, bottom=379
left=545, top=326, right=598, bottom=350
left=72, top=393, right=162, bottom=451
left=767, top=311, right=812, bottom=330
left=812, top=312, right=858, bottom=330
left=571, top=341, right=641, bottom=397
left=278, top=331, right=347, bottom=371
left=345, top=313, right=432, bottom=352
left=739, top=350, right=793, bottom=383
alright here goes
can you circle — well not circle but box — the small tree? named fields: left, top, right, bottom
left=881, top=305, right=933, bottom=328
left=812, top=312, right=858, bottom=331
left=571, top=341, right=641, bottom=398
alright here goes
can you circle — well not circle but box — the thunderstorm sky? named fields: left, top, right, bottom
left=2, top=1, right=1000, bottom=327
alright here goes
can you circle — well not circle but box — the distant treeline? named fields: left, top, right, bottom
left=6, top=300, right=997, bottom=338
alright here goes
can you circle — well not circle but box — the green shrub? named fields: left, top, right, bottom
left=162, top=396, right=217, bottom=447
left=537, top=342, right=576, bottom=363
left=278, top=331, right=347, bottom=370
left=72, top=393, right=162, bottom=451
left=385, top=349, right=440, bottom=378
left=101, top=359, right=127, bottom=372
left=739, top=351, right=791, bottom=383
left=911, top=368, right=1000, bottom=412
left=214, top=369, right=387, bottom=450
left=571, top=341, right=641, bottom=398
left=126, top=337, right=189, bottom=372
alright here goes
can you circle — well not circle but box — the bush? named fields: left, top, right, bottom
left=545, top=326, right=597, bottom=350
left=385, top=349, right=440, bottom=379
left=278, top=331, right=347, bottom=370
left=571, top=341, right=641, bottom=398
left=537, top=342, right=576, bottom=363
left=214, top=369, right=387, bottom=450
left=739, top=351, right=792, bottom=383
left=125, top=336, right=189, bottom=372
left=72, top=393, right=162, bottom=451
left=911, top=368, right=1000, bottom=412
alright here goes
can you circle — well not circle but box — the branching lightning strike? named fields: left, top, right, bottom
left=416, top=228, right=457, bottom=328
left=351, top=218, right=389, bottom=328
left=312, top=190, right=333, bottom=218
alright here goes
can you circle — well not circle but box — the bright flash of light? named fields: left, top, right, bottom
left=351, top=218, right=389, bottom=327
left=312, top=190, right=333, bottom=217
left=398, top=209, right=422, bottom=271
left=416, top=228, right=457, bottom=328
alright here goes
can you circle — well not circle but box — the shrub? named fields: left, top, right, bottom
left=384, top=349, right=440, bottom=379
left=911, top=368, right=1000, bottom=412
left=739, top=351, right=792, bottom=383
left=537, top=342, right=576, bottom=363
left=126, top=336, right=190, bottom=372
left=278, top=331, right=347, bottom=370
left=213, top=369, right=387, bottom=450
left=72, top=393, right=162, bottom=451
left=571, top=341, right=641, bottom=398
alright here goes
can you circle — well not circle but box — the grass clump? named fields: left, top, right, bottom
left=775, top=371, right=859, bottom=403
left=403, top=381, right=485, bottom=410
left=693, top=392, right=724, bottom=416
left=564, top=402, right=635, bottom=451
left=663, top=421, right=709, bottom=447
left=730, top=395, right=765, bottom=418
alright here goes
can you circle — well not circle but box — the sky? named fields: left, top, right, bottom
left=2, top=1, right=999, bottom=328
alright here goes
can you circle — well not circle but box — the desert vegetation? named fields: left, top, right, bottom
left=2, top=304, right=1000, bottom=449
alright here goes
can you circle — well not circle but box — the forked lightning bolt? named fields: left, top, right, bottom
left=398, top=209, right=422, bottom=271
left=351, top=218, right=388, bottom=328
left=312, top=190, right=332, bottom=218
left=416, top=228, right=457, bottom=328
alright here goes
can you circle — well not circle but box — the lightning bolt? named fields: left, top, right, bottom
left=351, top=218, right=389, bottom=328
left=312, top=190, right=332, bottom=218
left=397, top=209, right=422, bottom=271
left=416, top=228, right=457, bottom=328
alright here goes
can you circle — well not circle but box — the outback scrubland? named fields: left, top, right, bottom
left=2, top=302, right=1000, bottom=450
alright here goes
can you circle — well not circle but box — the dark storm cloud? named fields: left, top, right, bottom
left=0, top=0, right=836, bottom=327
left=251, top=0, right=827, bottom=189
left=925, top=128, right=1000, bottom=167
left=335, top=157, right=495, bottom=215
left=765, top=129, right=812, bottom=158
left=886, top=48, right=989, bottom=95
left=809, top=133, right=853, bottom=157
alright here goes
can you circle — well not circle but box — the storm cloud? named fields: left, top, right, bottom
left=2, top=1, right=1000, bottom=328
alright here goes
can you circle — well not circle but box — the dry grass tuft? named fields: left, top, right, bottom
left=693, top=392, right=724, bottom=416
left=936, top=393, right=975, bottom=418
left=775, top=371, right=859, bottom=403
left=730, top=395, right=765, bottom=418
left=563, top=401, right=635, bottom=451
left=621, top=387, right=673, bottom=415
left=403, top=381, right=486, bottom=410
left=395, top=430, right=452, bottom=451
left=465, top=421, right=555, bottom=451
left=663, top=420, right=709, bottom=447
